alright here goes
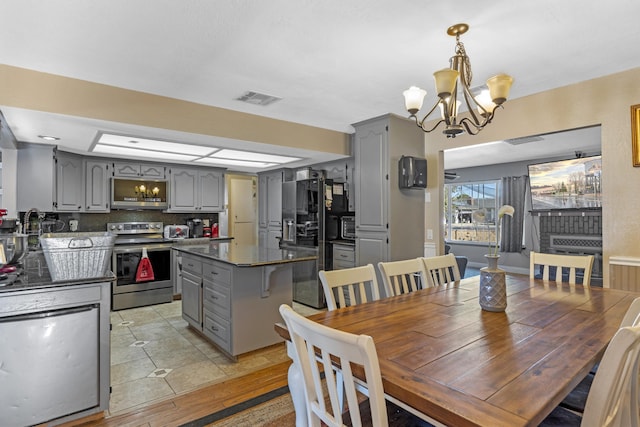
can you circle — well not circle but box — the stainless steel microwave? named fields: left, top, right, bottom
left=341, top=216, right=356, bottom=240
left=111, top=178, right=168, bottom=209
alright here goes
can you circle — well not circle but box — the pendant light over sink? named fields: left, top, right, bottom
left=403, top=23, right=514, bottom=138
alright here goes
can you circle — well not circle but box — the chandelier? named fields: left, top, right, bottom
left=403, top=23, right=513, bottom=138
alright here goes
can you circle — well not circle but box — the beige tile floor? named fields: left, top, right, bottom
left=108, top=300, right=323, bottom=416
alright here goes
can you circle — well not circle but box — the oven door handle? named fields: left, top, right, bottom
left=113, top=244, right=173, bottom=254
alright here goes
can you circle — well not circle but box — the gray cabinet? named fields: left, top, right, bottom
left=181, top=256, right=203, bottom=329
left=179, top=251, right=294, bottom=359
left=332, top=243, right=355, bottom=270
left=113, top=161, right=165, bottom=178
left=16, top=146, right=88, bottom=212
left=168, top=167, right=225, bottom=212
left=55, top=152, right=84, bottom=212
left=202, top=260, right=232, bottom=351
left=258, top=169, right=290, bottom=248
left=353, top=114, right=425, bottom=271
left=84, top=160, right=110, bottom=212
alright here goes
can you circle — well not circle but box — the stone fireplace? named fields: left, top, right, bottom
left=537, top=211, right=602, bottom=285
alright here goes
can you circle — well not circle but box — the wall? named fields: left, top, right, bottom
left=424, top=66, right=640, bottom=288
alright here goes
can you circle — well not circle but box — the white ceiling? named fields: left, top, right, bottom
left=1, top=1, right=637, bottom=172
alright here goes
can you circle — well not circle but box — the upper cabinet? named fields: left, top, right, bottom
left=85, top=160, right=111, bottom=212
left=168, top=167, right=225, bottom=212
left=16, top=144, right=225, bottom=214
left=113, top=162, right=166, bottom=179
left=55, top=152, right=84, bottom=212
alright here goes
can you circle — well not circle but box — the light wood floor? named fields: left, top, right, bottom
left=65, top=360, right=291, bottom=427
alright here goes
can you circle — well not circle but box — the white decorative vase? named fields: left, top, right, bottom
left=479, top=254, right=507, bottom=312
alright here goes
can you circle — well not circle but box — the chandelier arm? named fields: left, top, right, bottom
left=417, top=100, right=443, bottom=127
left=458, top=118, right=482, bottom=135
left=420, top=118, right=447, bottom=134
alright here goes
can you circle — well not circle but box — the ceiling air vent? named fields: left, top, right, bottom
left=235, top=91, right=282, bottom=106
left=504, top=136, right=544, bottom=145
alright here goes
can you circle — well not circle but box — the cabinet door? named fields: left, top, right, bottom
left=85, top=160, right=110, bottom=212
left=258, top=174, right=268, bottom=228
left=169, top=168, right=198, bottom=211
left=354, top=119, right=388, bottom=233
left=140, top=164, right=165, bottom=179
left=112, top=162, right=140, bottom=177
left=267, top=172, right=283, bottom=227
left=356, top=231, right=388, bottom=266
left=55, top=153, right=84, bottom=212
left=199, top=170, right=225, bottom=212
left=181, top=272, right=202, bottom=329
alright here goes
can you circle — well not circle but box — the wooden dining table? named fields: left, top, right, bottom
left=275, top=273, right=640, bottom=427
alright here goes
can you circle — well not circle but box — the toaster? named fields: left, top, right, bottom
left=163, top=225, right=189, bottom=239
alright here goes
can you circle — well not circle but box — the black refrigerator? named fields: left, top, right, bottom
left=280, top=174, right=349, bottom=308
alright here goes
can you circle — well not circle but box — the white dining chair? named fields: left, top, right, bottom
left=529, top=251, right=595, bottom=286
left=560, top=296, right=640, bottom=413
left=377, top=258, right=428, bottom=297
left=420, top=254, right=461, bottom=287
left=279, top=304, right=389, bottom=427
left=319, top=264, right=382, bottom=311
left=540, top=324, right=640, bottom=427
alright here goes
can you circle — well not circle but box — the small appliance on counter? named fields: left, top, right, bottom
left=187, top=218, right=204, bottom=238
left=340, top=216, right=356, bottom=240
left=163, top=225, right=189, bottom=239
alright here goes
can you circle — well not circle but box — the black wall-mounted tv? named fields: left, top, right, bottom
left=527, top=155, right=602, bottom=211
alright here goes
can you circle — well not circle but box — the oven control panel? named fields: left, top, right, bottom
left=107, top=222, right=164, bottom=234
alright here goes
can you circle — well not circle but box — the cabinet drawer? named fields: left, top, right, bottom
left=203, top=310, right=231, bottom=352
left=333, top=245, right=355, bottom=263
left=333, top=260, right=356, bottom=270
left=203, top=261, right=231, bottom=284
left=182, top=257, right=202, bottom=276
left=203, top=281, right=231, bottom=320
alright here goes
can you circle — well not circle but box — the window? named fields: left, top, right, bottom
left=444, top=180, right=500, bottom=244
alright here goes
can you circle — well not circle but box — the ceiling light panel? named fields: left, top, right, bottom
left=93, top=144, right=200, bottom=161
left=97, top=133, right=216, bottom=156
left=194, top=157, right=278, bottom=168
left=210, top=149, right=300, bottom=164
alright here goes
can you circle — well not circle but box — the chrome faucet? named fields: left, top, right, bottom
left=23, top=208, right=42, bottom=235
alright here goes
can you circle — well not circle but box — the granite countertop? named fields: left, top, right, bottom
left=170, top=236, right=233, bottom=245
left=173, top=242, right=318, bottom=267
left=0, top=250, right=115, bottom=294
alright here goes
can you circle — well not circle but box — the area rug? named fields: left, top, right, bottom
left=180, top=385, right=435, bottom=427
left=178, top=384, right=295, bottom=427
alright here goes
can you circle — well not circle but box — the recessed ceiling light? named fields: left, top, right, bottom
left=38, top=135, right=60, bottom=141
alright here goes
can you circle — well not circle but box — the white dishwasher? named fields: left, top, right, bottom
left=0, top=304, right=100, bottom=427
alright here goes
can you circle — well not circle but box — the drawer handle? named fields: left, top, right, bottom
left=210, top=295, right=218, bottom=300
left=340, top=254, right=348, bottom=258
left=211, top=271, right=219, bottom=275
left=210, top=326, right=218, bottom=332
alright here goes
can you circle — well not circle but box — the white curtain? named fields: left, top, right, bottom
left=500, top=175, right=528, bottom=253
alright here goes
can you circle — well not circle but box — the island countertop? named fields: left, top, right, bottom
left=172, top=241, right=317, bottom=267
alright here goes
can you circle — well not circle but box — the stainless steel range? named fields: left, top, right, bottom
left=108, top=221, right=173, bottom=310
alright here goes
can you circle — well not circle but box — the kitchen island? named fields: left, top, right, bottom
left=0, top=251, right=114, bottom=427
left=173, top=242, right=317, bottom=360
